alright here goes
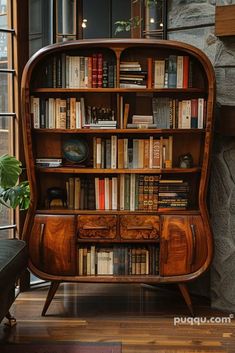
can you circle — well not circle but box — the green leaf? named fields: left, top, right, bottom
left=0, top=154, right=22, bottom=188
left=0, top=181, right=30, bottom=210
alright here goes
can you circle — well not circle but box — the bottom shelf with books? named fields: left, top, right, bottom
left=77, top=244, right=160, bottom=276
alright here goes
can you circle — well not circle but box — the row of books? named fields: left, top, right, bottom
left=32, top=95, right=206, bottom=130
left=158, top=180, right=190, bottom=209
left=77, top=245, right=160, bottom=276
left=34, top=53, right=194, bottom=90
left=152, top=97, right=206, bottom=129
left=93, top=136, right=173, bottom=170
left=31, top=96, right=117, bottom=129
left=94, top=176, right=189, bottom=211
left=35, top=53, right=116, bottom=89
left=65, top=177, right=95, bottom=210
left=150, top=55, right=191, bottom=89
left=46, top=176, right=189, bottom=211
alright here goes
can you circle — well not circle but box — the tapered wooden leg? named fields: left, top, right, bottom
left=42, top=281, right=61, bottom=316
left=178, top=283, right=194, bottom=316
left=4, top=311, right=17, bottom=328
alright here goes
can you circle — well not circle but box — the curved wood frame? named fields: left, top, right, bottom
left=21, top=39, right=215, bottom=287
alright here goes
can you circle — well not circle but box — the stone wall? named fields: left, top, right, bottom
left=167, top=0, right=235, bottom=311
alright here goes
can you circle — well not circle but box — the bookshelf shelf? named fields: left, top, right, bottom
left=33, top=128, right=206, bottom=134
left=22, top=39, right=215, bottom=316
left=36, top=167, right=201, bottom=174
left=33, top=87, right=206, bottom=94
left=36, top=209, right=201, bottom=215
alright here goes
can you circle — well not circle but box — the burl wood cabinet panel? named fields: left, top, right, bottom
left=29, top=215, right=77, bottom=275
left=120, top=215, right=160, bottom=240
left=77, top=215, right=117, bottom=240
left=160, top=215, right=208, bottom=276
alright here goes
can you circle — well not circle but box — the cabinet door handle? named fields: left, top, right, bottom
left=127, top=226, right=153, bottom=231
left=82, top=225, right=109, bottom=230
left=190, top=224, right=196, bottom=265
left=39, top=223, right=45, bottom=266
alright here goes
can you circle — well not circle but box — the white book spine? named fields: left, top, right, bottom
left=48, top=98, right=55, bottom=129
left=76, top=101, right=81, bottom=128
left=111, top=135, right=117, bottom=169
left=130, top=174, right=136, bottom=211
left=119, top=174, right=125, bottom=210
left=123, top=139, right=128, bottom=168
left=154, top=60, right=165, bottom=88
left=90, top=246, right=96, bottom=275
left=176, top=56, right=183, bottom=88
left=198, top=98, right=204, bottom=129
left=87, top=252, right=91, bottom=275
left=181, top=100, right=191, bottom=129
left=32, top=97, right=40, bottom=129
left=112, top=177, right=118, bottom=210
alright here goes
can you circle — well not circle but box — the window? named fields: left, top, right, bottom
left=29, top=0, right=166, bottom=55
left=0, top=0, right=16, bottom=239
left=29, top=0, right=53, bottom=56
left=82, top=0, right=131, bottom=39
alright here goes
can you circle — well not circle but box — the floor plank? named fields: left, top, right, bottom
left=0, top=283, right=234, bottom=353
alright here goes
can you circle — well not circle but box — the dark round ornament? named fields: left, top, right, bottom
left=62, top=138, right=89, bottom=163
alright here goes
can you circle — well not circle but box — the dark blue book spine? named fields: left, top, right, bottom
left=168, top=55, right=177, bottom=88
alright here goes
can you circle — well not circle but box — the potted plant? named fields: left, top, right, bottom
left=0, top=154, right=30, bottom=210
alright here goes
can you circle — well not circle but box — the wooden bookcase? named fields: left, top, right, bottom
left=21, top=39, right=215, bottom=316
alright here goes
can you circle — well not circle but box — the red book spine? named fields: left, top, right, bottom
left=99, top=179, right=105, bottom=210
left=147, top=57, right=153, bottom=89
left=97, top=53, right=103, bottom=88
left=92, top=54, right=98, bottom=88
left=88, top=56, right=92, bottom=88
left=183, top=56, right=189, bottom=89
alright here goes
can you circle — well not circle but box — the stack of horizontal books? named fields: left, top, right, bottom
left=119, top=61, right=147, bottom=88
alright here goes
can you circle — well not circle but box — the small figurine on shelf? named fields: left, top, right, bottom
left=47, top=187, right=67, bottom=208
left=178, top=153, right=193, bottom=168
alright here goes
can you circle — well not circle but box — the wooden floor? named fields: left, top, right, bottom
left=0, top=283, right=234, bottom=352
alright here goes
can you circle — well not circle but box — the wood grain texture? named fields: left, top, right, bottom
left=30, top=215, right=76, bottom=275
left=215, top=5, right=235, bottom=37
left=160, top=215, right=208, bottom=276
left=160, top=216, right=192, bottom=276
left=77, top=215, right=117, bottom=240
left=1, top=283, right=234, bottom=353
left=120, top=215, right=160, bottom=240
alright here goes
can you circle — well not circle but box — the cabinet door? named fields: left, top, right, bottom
left=29, top=215, right=76, bottom=276
left=160, top=215, right=207, bottom=276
